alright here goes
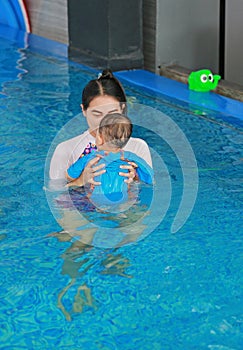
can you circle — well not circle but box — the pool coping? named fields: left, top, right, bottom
left=115, top=70, right=243, bottom=122
left=0, top=23, right=242, bottom=122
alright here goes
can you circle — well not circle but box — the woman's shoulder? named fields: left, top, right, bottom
left=124, top=137, right=150, bottom=153
left=55, top=130, right=93, bottom=151
left=124, top=137, right=152, bottom=167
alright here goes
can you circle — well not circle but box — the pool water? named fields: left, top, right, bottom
left=0, top=34, right=242, bottom=350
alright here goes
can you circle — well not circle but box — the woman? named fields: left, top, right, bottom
left=49, top=69, right=152, bottom=186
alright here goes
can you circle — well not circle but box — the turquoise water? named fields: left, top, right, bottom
left=0, top=34, right=242, bottom=350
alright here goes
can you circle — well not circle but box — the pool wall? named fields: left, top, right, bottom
left=0, top=22, right=242, bottom=125
left=2, top=1, right=243, bottom=86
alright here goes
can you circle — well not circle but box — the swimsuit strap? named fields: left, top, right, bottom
left=79, top=142, right=97, bottom=159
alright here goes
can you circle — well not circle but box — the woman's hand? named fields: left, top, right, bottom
left=67, top=156, right=106, bottom=187
left=119, top=161, right=138, bottom=184
left=84, top=155, right=106, bottom=185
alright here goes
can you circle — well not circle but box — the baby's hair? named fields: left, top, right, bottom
left=98, top=113, right=132, bottom=149
left=82, top=69, right=127, bottom=114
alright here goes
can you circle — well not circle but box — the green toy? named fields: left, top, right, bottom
left=188, top=69, right=221, bottom=92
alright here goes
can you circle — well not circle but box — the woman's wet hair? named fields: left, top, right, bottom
left=82, top=69, right=127, bottom=113
left=98, top=113, right=132, bottom=149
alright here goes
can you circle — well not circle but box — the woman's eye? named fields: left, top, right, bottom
left=92, top=112, right=102, bottom=117
left=200, top=74, right=208, bottom=83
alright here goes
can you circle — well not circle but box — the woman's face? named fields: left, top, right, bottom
left=81, top=95, right=123, bottom=136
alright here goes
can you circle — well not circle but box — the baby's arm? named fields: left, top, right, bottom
left=66, top=154, right=106, bottom=187
left=121, top=154, right=154, bottom=184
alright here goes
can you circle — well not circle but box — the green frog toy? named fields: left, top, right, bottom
left=188, top=69, right=221, bottom=92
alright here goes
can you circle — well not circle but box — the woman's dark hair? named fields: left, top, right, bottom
left=82, top=69, right=127, bottom=114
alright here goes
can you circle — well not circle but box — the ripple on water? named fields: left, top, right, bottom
left=35, top=304, right=66, bottom=328
left=0, top=317, right=15, bottom=344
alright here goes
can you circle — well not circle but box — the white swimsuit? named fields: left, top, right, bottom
left=49, top=130, right=152, bottom=180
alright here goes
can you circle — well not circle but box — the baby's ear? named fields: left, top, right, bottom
left=96, top=132, right=104, bottom=146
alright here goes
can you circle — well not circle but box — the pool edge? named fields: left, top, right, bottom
left=115, top=70, right=243, bottom=122
left=0, top=22, right=242, bottom=123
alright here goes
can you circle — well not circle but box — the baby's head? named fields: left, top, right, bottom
left=96, top=113, right=132, bottom=151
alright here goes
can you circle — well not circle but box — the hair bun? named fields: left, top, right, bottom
left=100, top=69, right=114, bottom=79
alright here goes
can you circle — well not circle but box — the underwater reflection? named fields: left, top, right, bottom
left=50, top=182, right=153, bottom=248
left=47, top=182, right=153, bottom=320
left=48, top=230, right=133, bottom=321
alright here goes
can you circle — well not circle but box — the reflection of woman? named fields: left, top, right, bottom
left=49, top=231, right=132, bottom=321
left=49, top=70, right=152, bottom=186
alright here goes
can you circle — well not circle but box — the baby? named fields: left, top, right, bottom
left=66, top=113, right=153, bottom=206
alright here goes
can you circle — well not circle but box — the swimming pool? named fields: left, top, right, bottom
left=0, top=27, right=242, bottom=349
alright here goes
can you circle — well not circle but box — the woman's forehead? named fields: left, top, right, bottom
left=89, top=95, right=121, bottom=109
